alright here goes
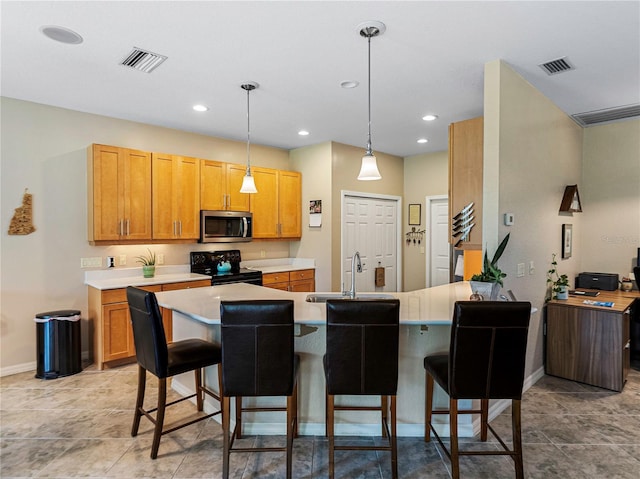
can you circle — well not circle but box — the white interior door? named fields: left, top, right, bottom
left=427, top=196, right=450, bottom=287
left=342, top=194, right=399, bottom=293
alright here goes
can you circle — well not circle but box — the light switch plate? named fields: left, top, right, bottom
left=504, top=213, right=515, bottom=226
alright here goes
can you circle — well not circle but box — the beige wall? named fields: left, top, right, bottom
left=330, top=142, right=404, bottom=290
left=484, top=60, right=584, bottom=378
left=0, top=97, right=291, bottom=373
left=403, top=151, right=449, bottom=291
left=289, top=142, right=333, bottom=291
left=582, top=120, right=640, bottom=277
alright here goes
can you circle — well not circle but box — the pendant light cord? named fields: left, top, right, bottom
left=246, top=87, right=251, bottom=174
left=366, top=34, right=373, bottom=156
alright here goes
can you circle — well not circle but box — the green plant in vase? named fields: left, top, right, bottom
left=136, top=248, right=156, bottom=278
left=469, top=233, right=510, bottom=300
left=546, top=253, right=569, bottom=301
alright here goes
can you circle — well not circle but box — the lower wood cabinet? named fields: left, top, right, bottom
left=545, top=292, right=635, bottom=392
left=262, top=269, right=315, bottom=292
left=88, top=279, right=210, bottom=369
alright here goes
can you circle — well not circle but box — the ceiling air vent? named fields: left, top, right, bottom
left=539, top=57, right=574, bottom=75
left=120, top=47, right=167, bottom=73
left=572, top=104, right=640, bottom=127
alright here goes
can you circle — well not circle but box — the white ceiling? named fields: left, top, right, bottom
left=1, top=1, right=639, bottom=157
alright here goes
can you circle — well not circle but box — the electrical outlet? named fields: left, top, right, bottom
left=529, top=261, right=535, bottom=275
left=517, top=263, right=525, bottom=277
left=119, top=254, right=127, bottom=265
left=80, top=257, right=102, bottom=268
left=157, top=253, right=165, bottom=265
left=260, top=250, right=266, bottom=258
left=106, top=256, right=115, bottom=268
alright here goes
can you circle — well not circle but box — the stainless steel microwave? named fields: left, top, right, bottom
left=199, top=210, right=252, bottom=243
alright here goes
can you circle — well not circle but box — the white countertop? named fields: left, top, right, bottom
left=155, top=281, right=476, bottom=326
left=241, top=257, right=315, bottom=274
left=85, top=265, right=210, bottom=290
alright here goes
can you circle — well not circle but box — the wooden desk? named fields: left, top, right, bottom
left=545, top=290, right=639, bottom=391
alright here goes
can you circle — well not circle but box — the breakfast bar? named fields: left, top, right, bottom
left=155, top=281, right=478, bottom=437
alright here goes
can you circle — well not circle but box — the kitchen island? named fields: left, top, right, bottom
left=155, top=281, right=477, bottom=437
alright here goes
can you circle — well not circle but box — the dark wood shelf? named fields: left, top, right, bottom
left=559, top=184, right=582, bottom=212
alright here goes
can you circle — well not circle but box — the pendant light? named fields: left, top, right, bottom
left=357, top=21, right=385, bottom=181
left=240, top=82, right=259, bottom=194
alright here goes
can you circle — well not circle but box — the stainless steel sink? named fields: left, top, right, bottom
left=305, top=293, right=395, bottom=303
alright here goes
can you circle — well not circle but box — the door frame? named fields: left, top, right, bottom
left=341, top=190, right=403, bottom=292
left=425, top=194, right=449, bottom=288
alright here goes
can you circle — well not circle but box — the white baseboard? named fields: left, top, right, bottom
left=0, top=361, right=37, bottom=378
left=0, top=351, right=91, bottom=378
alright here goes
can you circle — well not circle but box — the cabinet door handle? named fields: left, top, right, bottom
left=119, top=219, right=123, bottom=236
left=179, top=220, right=182, bottom=237
left=126, top=219, right=130, bottom=236
left=173, top=221, right=176, bottom=237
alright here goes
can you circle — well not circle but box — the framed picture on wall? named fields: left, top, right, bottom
left=409, top=204, right=421, bottom=225
left=562, top=224, right=572, bottom=259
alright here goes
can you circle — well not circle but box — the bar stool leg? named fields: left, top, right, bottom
left=512, top=399, right=524, bottom=479
left=195, top=368, right=203, bottom=411
left=286, top=393, right=295, bottom=479
left=235, top=396, right=243, bottom=439
left=222, top=396, right=231, bottom=479
left=391, top=395, right=398, bottom=479
left=381, top=395, right=388, bottom=437
left=327, top=394, right=335, bottom=479
left=150, top=378, right=167, bottom=459
left=131, top=365, right=146, bottom=437
left=425, top=372, right=434, bottom=442
left=480, top=398, right=489, bottom=441
left=293, top=380, right=299, bottom=438
left=450, top=398, right=460, bottom=479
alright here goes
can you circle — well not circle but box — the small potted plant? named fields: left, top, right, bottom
left=136, top=248, right=156, bottom=278
left=546, top=253, right=569, bottom=301
left=470, top=233, right=510, bottom=300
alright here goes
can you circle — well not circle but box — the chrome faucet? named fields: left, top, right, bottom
left=343, top=251, right=362, bottom=299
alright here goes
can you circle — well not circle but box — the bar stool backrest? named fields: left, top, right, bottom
left=449, top=301, right=531, bottom=400
left=127, top=286, right=169, bottom=378
left=220, top=300, right=295, bottom=397
left=325, top=299, right=400, bottom=395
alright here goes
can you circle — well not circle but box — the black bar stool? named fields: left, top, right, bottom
left=220, top=300, right=299, bottom=479
left=424, top=301, right=531, bottom=479
left=126, top=286, right=222, bottom=459
left=324, top=299, right=400, bottom=479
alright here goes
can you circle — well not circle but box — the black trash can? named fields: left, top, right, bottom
left=34, top=309, right=82, bottom=379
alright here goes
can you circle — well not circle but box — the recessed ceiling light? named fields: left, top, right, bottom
left=417, top=138, right=429, bottom=144
left=298, top=130, right=310, bottom=136
left=193, top=104, right=209, bottom=112
left=40, top=25, right=83, bottom=44
left=340, top=80, right=359, bottom=89
left=422, top=114, right=438, bottom=121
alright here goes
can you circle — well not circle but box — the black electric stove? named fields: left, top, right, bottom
left=190, top=250, right=262, bottom=286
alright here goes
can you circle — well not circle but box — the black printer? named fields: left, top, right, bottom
left=575, top=272, right=619, bottom=291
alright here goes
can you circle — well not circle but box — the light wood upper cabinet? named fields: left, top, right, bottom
left=152, top=153, right=200, bottom=240
left=251, top=167, right=301, bottom=239
left=278, top=170, right=302, bottom=238
left=88, top=144, right=152, bottom=243
left=251, top=167, right=279, bottom=238
left=448, top=117, right=483, bottom=250
left=200, top=160, right=250, bottom=212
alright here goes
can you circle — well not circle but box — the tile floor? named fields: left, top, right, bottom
left=2, top=362, right=640, bottom=478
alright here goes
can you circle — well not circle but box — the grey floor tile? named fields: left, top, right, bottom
left=2, top=365, right=640, bottom=478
